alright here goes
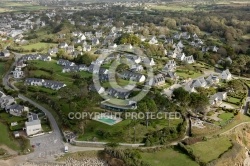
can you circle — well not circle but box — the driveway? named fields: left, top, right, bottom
left=27, top=132, right=65, bottom=161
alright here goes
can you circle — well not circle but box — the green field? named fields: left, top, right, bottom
left=150, top=4, right=194, bottom=11
left=26, top=60, right=92, bottom=85
left=78, top=118, right=183, bottom=143
left=19, top=42, right=57, bottom=52
left=0, top=122, right=20, bottom=151
left=214, top=112, right=235, bottom=126
left=227, top=97, right=241, bottom=104
left=188, top=137, right=232, bottom=163
left=176, top=70, right=203, bottom=79
left=218, top=112, right=234, bottom=121
left=141, top=147, right=199, bottom=166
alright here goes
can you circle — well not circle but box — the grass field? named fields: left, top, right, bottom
left=218, top=112, right=234, bottom=121
left=188, top=137, right=232, bottom=163
left=214, top=112, right=235, bottom=126
left=19, top=42, right=57, bottom=52
left=141, top=147, right=198, bottom=166
left=78, top=118, right=183, bottom=143
left=176, top=70, right=203, bottom=79
left=0, top=2, right=49, bottom=12
left=150, top=4, right=194, bottom=11
left=27, top=60, right=90, bottom=85
left=227, top=97, right=241, bottom=104
left=0, top=122, right=20, bottom=151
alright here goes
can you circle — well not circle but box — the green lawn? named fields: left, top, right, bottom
left=0, top=112, right=26, bottom=124
left=227, top=97, right=241, bottom=104
left=19, top=42, right=56, bottom=52
left=218, top=112, right=234, bottom=121
left=27, top=60, right=77, bottom=84
left=0, top=122, right=20, bottom=151
left=188, top=137, right=232, bottom=163
left=176, top=70, right=203, bottom=79
left=141, top=147, right=198, bottom=166
left=214, top=112, right=235, bottom=126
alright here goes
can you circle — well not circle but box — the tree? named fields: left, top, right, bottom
left=173, top=88, right=190, bottom=106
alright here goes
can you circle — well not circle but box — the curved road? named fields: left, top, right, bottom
left=18, top=94, right=63, bottom=141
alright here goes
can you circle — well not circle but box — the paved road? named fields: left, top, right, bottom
left=18, top=94, right=65, bottom=160
left=18, top=94, right=63, bottom=141
left=2, top=52, right=23, bottom=89
left=18, top=94, right=103, bottom=161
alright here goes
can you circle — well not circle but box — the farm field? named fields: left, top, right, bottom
left=0, top=1, right=49, bottom=12
left=187, top=137, right=232, bottom=163
left=141, top=147, right=199, bottom=166
left=149, top=4, right=194, bottom=11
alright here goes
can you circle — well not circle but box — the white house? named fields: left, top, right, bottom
left=149, top=58, right=155, bottom=66
left=148, top=36, right=158, bottom=45
left=25, top=114, right=42, bottom=136
left=79, top=34, right=86, bottom=41
left=0, top=50, right=10, bottom=57
left=176, top=53, right=186, bottom=61
left=13, top=70, right=24, bottom=79
left=209, top=92, right=227, bottom=105
left=184, top=55, right=195, bottom=64
left=82, top=45, right=92, bottom=52
left=206, top=74, right=219, bottom=85
left=191, top=77, right=207, bottom=88
left=220, top=69, right=232, bottom=81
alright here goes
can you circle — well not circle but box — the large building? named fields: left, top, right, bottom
left=25, top=114, right=42, bottom=136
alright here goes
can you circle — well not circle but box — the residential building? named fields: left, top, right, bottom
left=5, top=104, right=29, bottom=117
left=120, top=70, right=146, bottom=83
left=210, top=92, right=227, bottom=105
left=25, top=114, right=42, bottom=136
left=220, top=69, right=232, bottom=81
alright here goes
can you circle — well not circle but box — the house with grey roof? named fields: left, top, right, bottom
left=191, top=77, right=207, bottom=88
left=58, top=42, right=68, bottom=49
left=48, top=48, right=58, bottom=56
left=147, top=74, right=165, bottom=86
left=25, top=78, right=66, bottom=90
left=209, top=92, right=227, bottom=105
left=206, top=74, right=219, bottom=85
left=106, top=88, right=130, bottom=99
left=120, top=70, right=146, bottom=83
left=57, top=59, right=75, bottom=66
left=5, top=104, right=29, bottom=117
left=164, top=71, right=178, bottom=80
left=220, top=69, right=232, bottom=81
left=88, top=84, right=105, bottom=94
left=62, top=66, right=79, bottom=73
left=0, top=50, right=10, bottom=57
left=0, top=96, right=15, bottom=109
